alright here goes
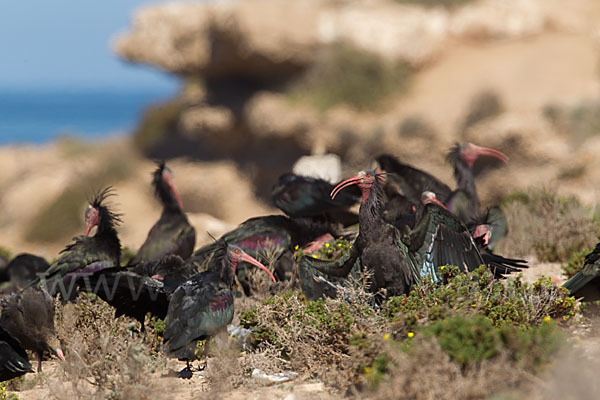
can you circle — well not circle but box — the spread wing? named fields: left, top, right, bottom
left=377, top=154, right=452, bottom=204
left=407, top=204, right=484, bottom=284
left=563, top=243, right=600, bottom=299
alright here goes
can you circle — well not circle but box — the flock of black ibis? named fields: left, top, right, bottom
left=1, top=144, right=598, bottom=382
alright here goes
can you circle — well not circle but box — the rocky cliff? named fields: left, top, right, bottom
left=113, top=0, right=600, bottom=201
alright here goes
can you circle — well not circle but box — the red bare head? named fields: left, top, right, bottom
left=331, top=169, right=385, bottom=203
left=460, top=143, right=509, bottom=168
left=84, top=205, right=100, bottom=236
left=473, top=224, right=492, bottom=246
left=227, top=245, right=276, bottom=283
left=421, top=191, right=448, bottom=209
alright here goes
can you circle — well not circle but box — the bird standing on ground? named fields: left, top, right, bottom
left=133, top=162, right=196, bottom=263
left=0, top=287, right=65, bottom=372
left=164, top=244, right=276, bottom=378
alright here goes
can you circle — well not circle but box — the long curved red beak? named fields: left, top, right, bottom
left=465, top=144, right=509, bottom=167
left=240, top=252, right=276, bottom=283
left=421, top=191, right=448, bottom=209
left=331, top=175, right=362, bottom=199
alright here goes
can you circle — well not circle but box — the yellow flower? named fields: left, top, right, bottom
left=543, top=316, right=551, bottom=323
left=407, top=332, right=415, bottom=338
left=440, top=266, right=445, bottom=270
left=364, top=367, right=371, bottom=374
left=383, top=333, right=390, bottom=341
left=325, top=243, right=330, bottom=248
left=313, top=254, right=319, bottom=259
left=337, top=243, right=342, bottom=247
left=294, top=245, right=299, bottom=250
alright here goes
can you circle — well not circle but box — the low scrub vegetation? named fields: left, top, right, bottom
left=50, top=293, right=166, bottom=400
left=239, top=267, right=575, bottom=395
left=499, top=187, right=599, bottom=262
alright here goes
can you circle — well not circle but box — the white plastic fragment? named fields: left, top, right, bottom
left=251, top=368, right=298, bottom=384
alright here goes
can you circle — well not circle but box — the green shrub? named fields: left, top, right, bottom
left=287, top=43, right=413, bottom=111
left=383, top=266, right=576, bottom=331
left=422, top=315, right=565, bottom=370
left=424, top=315, right=502, bottom=366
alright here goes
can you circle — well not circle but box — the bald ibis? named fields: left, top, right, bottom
left=73, top=255, right=194, bottom=331
left=133, top=162, right=196, bottom=263
left=1, top=254, right=49, bottom=290
left=303, top=169, right=524, bottom=300
left=0, top=326, right=33, bottom=382
left=190, top=215, right=335, bottom=294
left=0, top=287, right=65, bottom=372
left=164, top=244, right=276, bottom=378
left=377, top=142, right=508, bottom=224
left=272, top=172, right=360, bottom=225
left=32, top=187, right=121, bottom=298
left=562, top=243, right=600, bottom=301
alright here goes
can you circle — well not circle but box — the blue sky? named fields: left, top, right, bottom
left=0, top=1, right=190, bottom=91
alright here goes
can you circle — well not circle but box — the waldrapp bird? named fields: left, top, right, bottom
left=29, top=187, right=121, bottom=298
left=164, top=244, right=276, bottom=379
left=301, top=169, right=525, bottom=300
left=189, top=215, right=337, bottom=294
left=0, top=287, right=65, bottom=372
left=133, top=162, right=196, bottom=263
left=73, top=254, right=194, bottom=332
left=0, top=254, right=49, bottom=289
left=272, top=172, right=360, bottom=226
left=421, top=191, right=527, bottom=278
left=377, top=142, right=509, bottom=224
left=0, top=326, right=33, bottom=382
left=562, top=243, right=600, bottom=301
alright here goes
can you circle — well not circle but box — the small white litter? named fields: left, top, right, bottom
left=251, top=368, right=298, bottom=384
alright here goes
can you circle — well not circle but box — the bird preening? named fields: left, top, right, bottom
left=13, top=144, right=595, bottom=384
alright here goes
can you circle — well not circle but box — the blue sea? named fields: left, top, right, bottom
left=0, top=87, right=177, bottom=145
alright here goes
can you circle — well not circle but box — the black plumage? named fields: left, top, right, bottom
left=33, top=188, right=121, bottom=298
left=164, top=244, right=275, bottom=378
left=377, top=143, right=508, bottom=225
left=133, top=162, right=196, bottom=263
left=0, top=287, right=64, bottom=372
left=190, top=215, right=334, bottom=294
left=562, top=243, right=600, bottom=301
left=2, top=254, right=49, bottom=289
left=303, top=169, right=525, bottom=300
left=74, top=255, right=193, bottom=331
left=272, top=173, right=360, bottom=225
left=0, top=326, right=33, bottom=382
